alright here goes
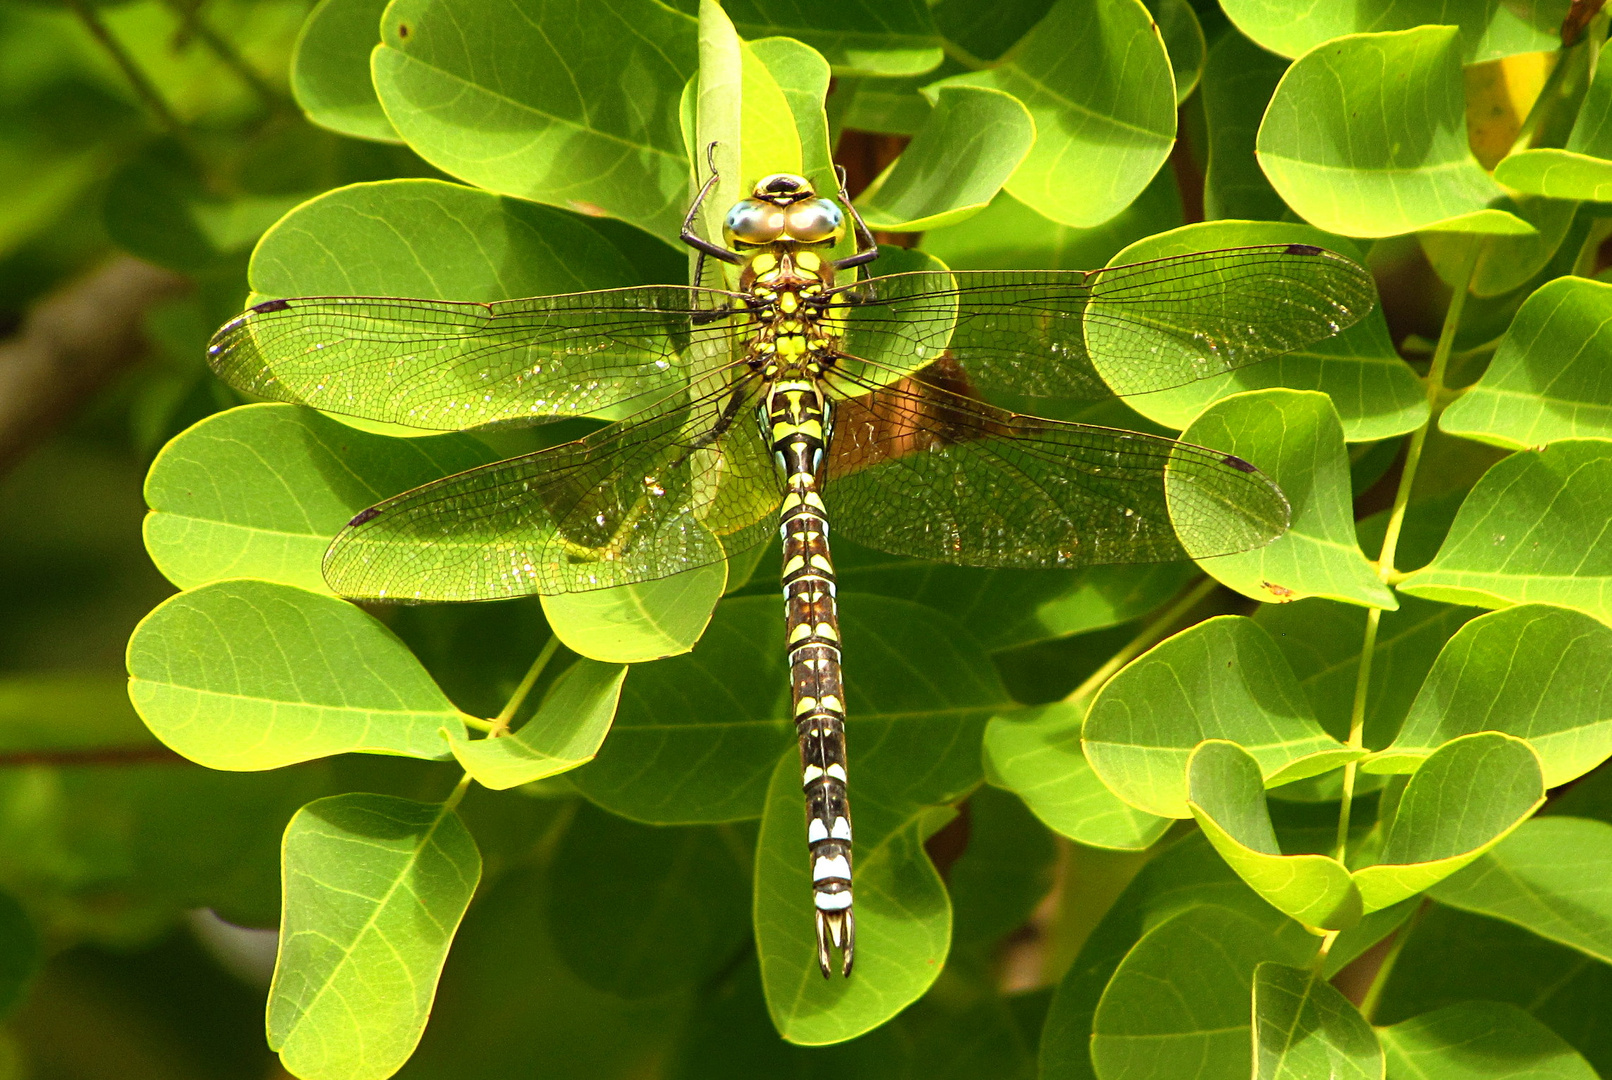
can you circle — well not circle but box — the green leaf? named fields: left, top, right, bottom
left=1375, top=905, right=1612, bottom=1076
left=1353, top=733, right=1545, bottom=912
left=1083, top=615, right=1360, bottom=818
left=920, top=170, right=1183, bottom=273
left=723, top=0, right=943, bottom=77
left=1201, top=27, right=1289, bottom=221
left=936, top=0, right=1176, bottom=229
left=447, top=659, right=626, bottom=789
left=1089, top=905, right=1317, bottom=1080
left=571, top=594, right=1005, bottom=823
left=1368, top=605, right=1612, bottom=787
left=269, top=793, right=481, bottom=1080
left=1105, top=224, right=1423, bottom=442
left=1421, top=193, right=1578, bottom=300
left=984, top=701, right=1172, bottom=850
left=751, top=36, right=834, bottom=183
left=143, top=404, right=501, bottom=593
left=250, top=178, right=681, bottom=301
left=372, top=0, right=698, bottom=237
left=1398, top=440, right=1612, bottom=624
left=290, top=0, right=400, bottom=142
left=1221, top=0, right=1565, bottom=64
left=1494, top=39, right=1612, bottom=201
left=1441, top=278, right=1612, bottom=448
left=832, top=535, right=1195, bottom=650
left=1379, top=1001, right=1600, bottom=1080
left=755, top=752, right=952, bottom=1045
left=1256, top=28, right=1505, bottom=237
left=545, top=804, right=750, bottom=998
left=1252, top=962, right=1383, bottom=1080
left=1179, top=389, right=1398, bottom=607
left=855, top=85, right=1034, bottom=232
left=946, top=785, right=1058, bottom=947
left=1148, top=0, right=1204, bottom=104
left=127, top=580, right=466, bottom=769
left=0, top=891, right=39, bottom=1019
left=542, top=564, right=726, bottom=664
left=1187, top=740, right=1362, bottom=929
left=1429, top=816, right=1612, bottom=965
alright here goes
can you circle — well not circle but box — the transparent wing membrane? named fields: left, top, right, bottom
left=322, top=368, right=780, bottom=600
left=833, top=244, right=1377, bottom=400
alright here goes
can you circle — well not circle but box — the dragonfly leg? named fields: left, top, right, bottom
left=831, top=163, right=880, bottom=275
left=681, top=142, right=746, bottom=275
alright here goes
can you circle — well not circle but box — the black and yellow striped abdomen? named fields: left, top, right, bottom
left=766, top=375, right=854, bottom=977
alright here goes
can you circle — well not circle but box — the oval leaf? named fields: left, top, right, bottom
left=1179, top=389, right=1398, bottom=608
left=1253, top=962, right=1383, bottom=1080
left=290, top=0, right=400, bottom=142
left=855, top=85, right=1034, bottom=232
left=1353, top=732, right=1545, bottom=912
left=372, top=0, right=698, bottom=236
left=1187, top=740, right=1361, bottom=930
left=1441, top=277, right=1612, bottom=449
left=1083, top=615, right=1359, bottom=818
left=269, top=793, right=481, bottom=1080
left=1222, top=0, right=1562, bottom=65
left=1379, top=1000, right=1600, bottom=1080
left=1369, top=605, right=1612, bottom=787
left=984, top=701, right=1172, bottom=851
left=1257, top=28, right=1504, bottom=237
left=542, top=564, right=727, bottom=664
left=127, top=580, right=465, bottom=769
left=935, top=0, right=1176, bottom=229
left=1398, top=440, right=1612, bottom=625
left=447, top=658, right=626, bottom=789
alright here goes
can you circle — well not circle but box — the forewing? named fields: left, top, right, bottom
left=323, top=370, right=781, bottom=601
left=821, top=363, right=1290, bottom=568
left=208, top=286, right=746, bottom=431
left=831, top=245, right=1376, bottom=400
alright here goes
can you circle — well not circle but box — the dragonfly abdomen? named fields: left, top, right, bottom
left=769, top=378, right=854, bottom=977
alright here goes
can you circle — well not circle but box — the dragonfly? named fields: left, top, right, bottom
left=207, top=159, right=1376, bottom=978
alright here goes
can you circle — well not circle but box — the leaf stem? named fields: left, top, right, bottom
left=65, top=0, right=189, bottom=142
left=487, top=636, right=562, bottom=737
left=442, top=770, right=474, bottom=812
left=1335, top=243, right=1479, bottom=861
left=162, top=0, right=282, bottom=110
left=1064, top=576, right=1219, bottom=705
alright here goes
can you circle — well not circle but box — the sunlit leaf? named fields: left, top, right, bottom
left=447, top=659, right=626, bottom=789
left=1379, top=1001, right=1599, bottom=1080
left=1221, top=0, right=1564, bottom=64
left=1252, top=962, right=1382, bottom=1080
left=290, top=0, right=400, bottom=142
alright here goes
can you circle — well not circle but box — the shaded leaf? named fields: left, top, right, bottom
left=1369, top=605, right=1612, bottom=787
left=0, top=892, right=39, bottom=1019
left=1221, top=0, right=1564, bottom=64
left=127, top=580, right=465, bottom=769
left=1398, top=440, right=1612, bottom=625
left=447, top=659, right=626, bottom=789
left=1256, top=28, right=1505, bottom=237
left=946, top=785, right=1058, bottom=947
left=291, top=0, right=400, bottom=142
left=1083, top=615, right=1360, bottom=818
left=1201, top=27, right=1289, bottom=221
left=724, top=0, right=943, bottom=77
left=270, top=793, right=481, bottom=1080
left=1380, top=1001, right=1599, bottom=1080
left=1252, top=962, right=1383, bottom=1080
left=1429, top=816, right=1612, bottom=965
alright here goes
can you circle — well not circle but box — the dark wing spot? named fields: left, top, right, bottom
left=1284, top=243, right=1323, bottom=256
left=252, top=298, right=291, bottom=314
left=1222, top=454, right=1258, bottom=473
left=347, top=507, right=382, bottom=527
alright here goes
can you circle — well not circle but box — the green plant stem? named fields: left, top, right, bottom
left=163, top=0, right=282, bottom=109
left=65, top=0, right=189, bottom=142
left=487, top=636, right=562, bottom=737
left=442, top=770, right=474, bottom=811
left=1335, top=243, right=1480, bottom=862
left=1064, top=576, right=1219, bottom=705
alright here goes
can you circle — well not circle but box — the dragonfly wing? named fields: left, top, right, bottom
left=821, top=362, right=1290, bottom=568
left=208, top=286, right=746, bottom=431
left=832, top=245, right=1377, bottom=401
left=323, top=370, right=781, bottom=600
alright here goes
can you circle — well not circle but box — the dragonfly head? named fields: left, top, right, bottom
left=725, top=174, right=846, bottom=248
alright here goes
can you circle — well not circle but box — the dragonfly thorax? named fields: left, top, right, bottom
left=744, top=249, right=846, bottom=382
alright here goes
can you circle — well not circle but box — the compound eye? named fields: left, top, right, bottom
left=784, top=199, right=844, bottom=243
left=724, top=200, right=785, bottom=245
